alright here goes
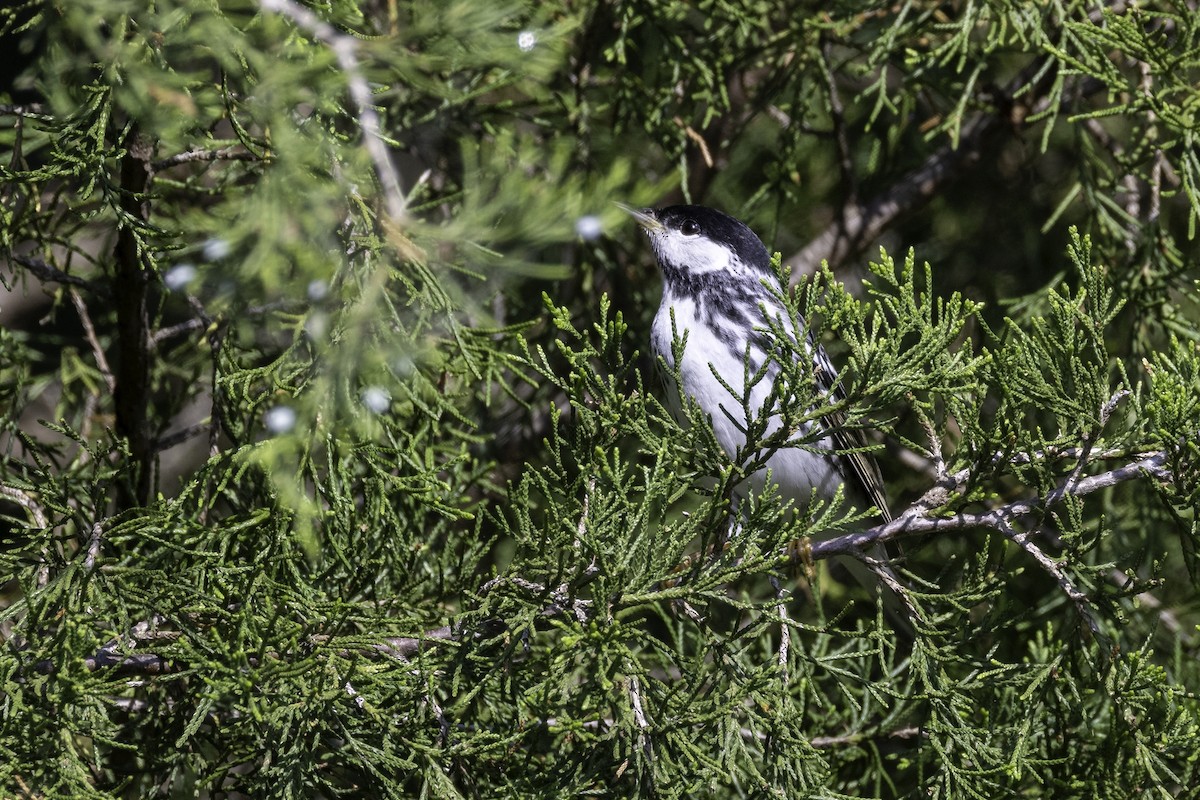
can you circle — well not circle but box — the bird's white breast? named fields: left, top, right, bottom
left=652, top=294, right=842, bottom=504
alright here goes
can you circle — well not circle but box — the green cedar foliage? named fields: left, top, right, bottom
left=0, top=1, right=1198, bottom=797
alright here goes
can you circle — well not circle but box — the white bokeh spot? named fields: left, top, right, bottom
left=361, top=386, right=391, bottom=414
left=304, top=312, right=328, bottom=341
left=163, top=264, right=197, bottom=291
left=202, top=237, right=231, bottom=261
left=575, top=215, right=603, bottom=241
left=307, top=279, right=329, bottom=301
left=263, top=405, right=297, bottom=435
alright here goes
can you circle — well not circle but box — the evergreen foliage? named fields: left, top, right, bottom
left=1, top=0, right=1198, bottom=796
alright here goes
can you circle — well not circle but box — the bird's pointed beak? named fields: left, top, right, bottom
left=615, top=201, right=663, bottom=231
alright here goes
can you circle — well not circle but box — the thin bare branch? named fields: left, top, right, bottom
left=0, top=484, right=48, bottom=528
left=770, top=576, right=791, bottom=684
left=83, top=521, right=103, bottom=572
left=34, top=616, right=173, bottom=675
left=996, top=517, right=1100, bottom=635
left=820, top=37, right=857, bottom=211
left=786, top=111, right=994, bottom=277
left=154, top=423, right=211, bottom=452
left=258, top=0, right=408, bottom=222
left=0, top=104, right=50, bottom=119
left=344, top=681, right=366, bottom=710
left=806, top=451, right=1171, bottom=561
left=629, top=676, right=650, bottom=731
left=151, top=146, right=258, bottom=170
left=6, top=254, right=105, bottom=294
left=152, top=317, right=208, bottom=344
left=809, top=725, right=924, bottom=749
left=1046, top=391, right=1128, bottom=508
left=376, top=625, right=454, bottom=660
left=69, top=288, right=115, bottom=393
left=629, top=675, right=655, bottom=771
left=785, top=63, right=1101, bottom=277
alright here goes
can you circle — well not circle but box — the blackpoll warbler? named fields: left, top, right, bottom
left=627, top=204, right=891, bottom=523
left=625, top=204, right=912, bottom=628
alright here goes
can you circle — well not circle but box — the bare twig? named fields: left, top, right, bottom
left=7, top=254, right=105, bottom=294
left=785, top=59, right=1094, bottom=276
left=154, top=422, right=211, bottom=452
left=629, top=674, right=654, bottom=767
left=376, top=625, right=454, bottom=660
left=784, top=438, right=1169, bottom=636
left=0, top=484, right=48, bottom=528
left=786, top=111, right=994, bottom=277
left=151, top=146, right=258, bottom=170
left=675, top=117, right=714, bottom=168
left=1148, top=146, right=1167, bottom=225
left=629, top=676, right=650, bottom=731
left=83, top=521, right=103, bottom=572
left=344, top=681, right=366, bottom=710
left=153, top=298, right=304, bottom=345
left=479, top=574, right=548, bottom=596
left=675, top=600, right=705, bottom=626
left=33, top=616, right=174, bottom=675
left=152, top=317, right=208, bottom=344
left=765, top=105, right=793, bottom=129
left=809, top=725, right=923, bottom=749
left=1046, top=390, right=1128, bottom=508
left=886, top=427, right=1166, bottom=627
left=735, top=721, right=924, bottom=748
left=997, top=517, right=1099, bottom=635
left=820, top=38, right=857, bottom=211
left=0, top=104, right=48, bottom=117
left=861, top=549, right=924, bottom=629
left=258, top=0, right=408, bottom=222
left=926, top=424, right=945, bottom=482
left=770, top=576, right=791, bottom=684
left=69, top=289, right=115, bottom=393
left=550, top=717, right=925, bottom=751
left=806, top=451, right=1170, bottom=561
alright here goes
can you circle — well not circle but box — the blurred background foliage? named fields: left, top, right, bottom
left=1, top=0, right=1198, bottom=797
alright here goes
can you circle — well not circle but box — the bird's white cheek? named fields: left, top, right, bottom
left=653, top=234, right=731, bottom=274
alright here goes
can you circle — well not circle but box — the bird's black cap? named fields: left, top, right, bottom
left=653, top=205, right=771, bottom=272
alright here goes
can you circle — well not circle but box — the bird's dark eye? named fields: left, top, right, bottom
left=679, top=219, right=701, bottom=236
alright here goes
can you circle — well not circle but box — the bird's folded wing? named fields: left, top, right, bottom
left=810, top=337, right=892, bottom=524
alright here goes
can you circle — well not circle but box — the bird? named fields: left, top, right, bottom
left=624, top=203, right=906, bottom=621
